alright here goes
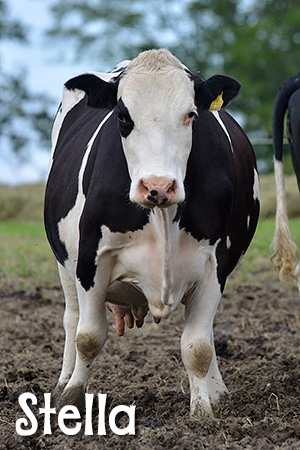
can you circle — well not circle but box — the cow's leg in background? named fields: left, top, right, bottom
left=52, top=264, right=79, bottom=403
left=57, top=257, right=111, bottom=411
left=181, top=259, right=224, bottom=418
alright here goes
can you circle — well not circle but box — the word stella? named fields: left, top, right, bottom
left=16, top=393, right=135, bottom=436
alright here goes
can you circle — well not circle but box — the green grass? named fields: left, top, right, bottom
left=229, top=217, right=300, bottom=286
left=0, top=221, right=59, bottom=291
left=0, top=183, right=45, bottom=222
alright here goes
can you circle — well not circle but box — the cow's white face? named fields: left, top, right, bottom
left=117, top=57, right=197, bottom=208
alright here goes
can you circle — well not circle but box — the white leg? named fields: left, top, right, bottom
left=59, top=259, right=111, bottom=411
left=207, top=330, right=228, bottom=405
left=53, top=263, right=79, bottom=401
left=181, top=265, right=223, bottom=418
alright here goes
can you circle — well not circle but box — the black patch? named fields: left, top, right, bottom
left=77, top=110, right=150, bottom=290
left=272, top=73, right=300, bottom=162
left=65, top=73, right=120, bottom=110
left=188, top=72, right=241, bottom=111
left=174, top=110, right=235, bottom=244
left=287, top=89, right=300, bottom=190
left=116, top=98, right=135, bottom=138
left=217, top=111, right=260, bottom=289
left=174, top=109, right=259, bottom=291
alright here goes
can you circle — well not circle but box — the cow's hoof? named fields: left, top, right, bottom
left=52, top=382, right=67, bottom=406
left=190, top=399, right=214, bottom=419
left=208, top=380, right=229, bottom=406
left=58, top=384, right=86, bottom=413
left=210, top=388, right=229, bottom=408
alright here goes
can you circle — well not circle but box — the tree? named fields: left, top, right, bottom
left=0, top=0, right=53, bottom=158
left=47, top=0, right=300, bottom=139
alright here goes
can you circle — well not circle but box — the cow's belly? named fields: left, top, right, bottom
left=102, top=218, right=218, bottom=318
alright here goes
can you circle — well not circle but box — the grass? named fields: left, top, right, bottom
left=229, top=217, right=300, bottom=286
left=0, top=183, right=45, bottom=222
left=259, top=173, right=300, bottom=218
left=0, top=221, right=59, bottom=291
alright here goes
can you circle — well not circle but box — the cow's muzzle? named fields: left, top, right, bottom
left=137, top=177, right=179, bottom=208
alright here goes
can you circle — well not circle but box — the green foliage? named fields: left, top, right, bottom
left=0, top=0, right=54, bottom=156
left=47, top=0, right=299, bottom=136
left=0, top=71, right=53, bottom=155
left=2, top=0, right=300, bottom=168
left=0, top=0, right=27, bottom=41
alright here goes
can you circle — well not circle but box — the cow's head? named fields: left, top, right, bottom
left=68, top=50, right=241, bottom=208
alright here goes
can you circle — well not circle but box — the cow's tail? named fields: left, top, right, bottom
left=270, top=74, right=300, bottom=284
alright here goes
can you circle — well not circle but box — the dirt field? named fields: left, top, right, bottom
left=1, top=272, right=300, bottom=449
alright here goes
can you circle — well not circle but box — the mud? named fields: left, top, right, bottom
left=1, top=275, right=300, bottom=449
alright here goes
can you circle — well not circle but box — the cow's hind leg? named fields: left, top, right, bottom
left=53, top=264, right=79, bottom=403
left=181, top=265, right=224, bottom=418
left=58, top=276, right=109, bottom=412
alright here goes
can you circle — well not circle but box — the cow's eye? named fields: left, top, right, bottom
left=183, top=108, right=198, bottom=125
left=118, top=113, right=126, bottom=124
left=117, top=111, right=134, bottom=138
left=116, top=98, right=135, bottom=137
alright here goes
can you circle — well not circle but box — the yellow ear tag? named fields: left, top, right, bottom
left=209, top=92, right=224, bottom=111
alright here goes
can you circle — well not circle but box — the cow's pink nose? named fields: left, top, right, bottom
left=138, top=177, right=177, bottom=207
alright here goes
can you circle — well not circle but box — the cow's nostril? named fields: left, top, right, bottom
left=167, top=181, right=176, bottom=193
left=140, top=179, right=149, bottom=194
left=150, top=190, right=158, bottom=196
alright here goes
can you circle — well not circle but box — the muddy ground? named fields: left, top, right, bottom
left=0, top=273, right=300, bottom=450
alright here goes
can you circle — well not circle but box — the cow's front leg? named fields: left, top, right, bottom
left=207, top=330, right=228, bottom=406
left=181, top=269, right=224, bottom=418
left=53, top=264, right=79, bottom=403
left=59, top=277, right=109, bottom=412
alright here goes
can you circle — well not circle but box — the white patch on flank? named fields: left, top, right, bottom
left=247, top=215, right=251, bottom=229
left=253, top=168, right=260, bottom=201
left=226, top=236, right=231, bottom=249
left=49, top=88, right=85, bottom=175
left=58, top=110, right=114, bottom=276
left=210, top=110, right=234, bottom=152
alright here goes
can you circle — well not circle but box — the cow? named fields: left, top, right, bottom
left=270, top=73, right=300, bottom=287
left=44, top=49, right=260, bottom=418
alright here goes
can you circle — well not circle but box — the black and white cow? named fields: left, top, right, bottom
left=271, top=73, right=300, bottom=286
left=44, top=49, right=260, bottom=418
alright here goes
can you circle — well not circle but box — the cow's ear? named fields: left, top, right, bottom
left=193, top=74, right=241, bottom=111
left=65, top=73, right=119, bottom=109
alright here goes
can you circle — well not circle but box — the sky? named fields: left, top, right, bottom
left=1, top=0, right=89, bottom=184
